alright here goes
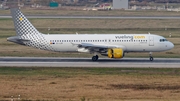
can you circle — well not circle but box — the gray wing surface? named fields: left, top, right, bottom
left=77, top=43, right=126, bottom=52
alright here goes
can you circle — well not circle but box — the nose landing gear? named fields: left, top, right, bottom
left=149, top=52, right=153, bottom=61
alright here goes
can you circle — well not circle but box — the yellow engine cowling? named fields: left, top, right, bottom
left=108, top=48, right=124, bottom=58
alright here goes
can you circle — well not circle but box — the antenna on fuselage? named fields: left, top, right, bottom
left=148, top=32, right=151, bottom=35
left=48, top=27, right=50, bottom=35
left=76, top=32, right=78, bottom=35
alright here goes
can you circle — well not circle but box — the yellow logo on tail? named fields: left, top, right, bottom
left=19, top=17, right=23, bottom=21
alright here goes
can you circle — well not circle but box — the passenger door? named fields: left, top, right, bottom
left=149, top=36, right=154, bottom=46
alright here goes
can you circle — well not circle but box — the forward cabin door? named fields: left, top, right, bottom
left=149, top=36, right=154, bottom=46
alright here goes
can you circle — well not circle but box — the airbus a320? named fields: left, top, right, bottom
left=7, top=8, right=174, bottom=61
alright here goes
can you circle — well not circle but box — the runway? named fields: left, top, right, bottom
left=0, top=57, right=180, bottom=68
left=1, top=15, right=180, bottom=19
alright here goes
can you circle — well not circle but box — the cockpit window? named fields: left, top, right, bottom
left=160, top=39, right=168, bottom=42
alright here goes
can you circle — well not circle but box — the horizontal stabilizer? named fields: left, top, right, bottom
left=7, top=36, right=30, bottom=45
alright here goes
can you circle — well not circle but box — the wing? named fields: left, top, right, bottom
left=75, top=43, right=126, bottom=53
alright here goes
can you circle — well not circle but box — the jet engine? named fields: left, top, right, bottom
left=108, top=48, right=124, bottom=58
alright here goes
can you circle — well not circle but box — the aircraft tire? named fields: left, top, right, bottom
left=150, top=57, right=153, bottom=61
left=92, top=55, right=98, bottom=61
left=95, top=55, right=99, bottom=60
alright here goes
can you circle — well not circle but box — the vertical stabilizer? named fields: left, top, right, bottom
left=11, top=8, right=39, bottom=37
left=10, top=8, right=54, bottom=51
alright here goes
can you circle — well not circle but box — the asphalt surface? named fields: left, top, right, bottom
left=0, top=57, right=180, bottom=68
left=1, top=15, right=180, bottom=19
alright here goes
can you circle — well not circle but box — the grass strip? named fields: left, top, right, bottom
left=0, top=67, right=180, bottom=76
left=0, top=67, right=180, bottom=101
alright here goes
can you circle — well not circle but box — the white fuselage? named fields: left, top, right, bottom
left=44, top=34, right=174, bottom=52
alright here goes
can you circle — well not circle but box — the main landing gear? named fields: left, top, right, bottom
left=149, top=52, right=153, bottom=61
left=92, top=55, right=98, bottom=61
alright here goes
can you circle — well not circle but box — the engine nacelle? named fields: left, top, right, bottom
left=108, top=48, right=124, bottom=58
left=77, top=48, right=89, bottom=53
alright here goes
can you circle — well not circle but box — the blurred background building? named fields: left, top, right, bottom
left=0, top=0, right=180, bottom=11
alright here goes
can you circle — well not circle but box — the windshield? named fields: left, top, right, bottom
left=160, top=39, right=168, bottom=42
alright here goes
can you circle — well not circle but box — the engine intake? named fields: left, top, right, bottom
left=108, top=48, right=124, bottom=58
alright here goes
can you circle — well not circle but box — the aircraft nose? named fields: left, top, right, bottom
left=169, top=42, right=174, bottom=49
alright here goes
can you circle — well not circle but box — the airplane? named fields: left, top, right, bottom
left=7, top=8, right=174, bottom=61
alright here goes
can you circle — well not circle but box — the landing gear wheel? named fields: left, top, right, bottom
left=149, top=52, right=153, bottom=61
left=150, top=57, right=153, bottom=61
left=95, top=55, right=98, bottom=60
left=92, top=55, right=98, bottom=61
